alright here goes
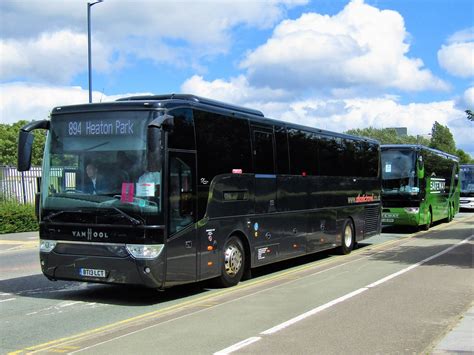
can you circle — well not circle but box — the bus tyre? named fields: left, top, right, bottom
left=421, top=210, right=432, bottom=231
left=215, top=236, right=245, bottom=288
left=447, top=204, right=453, bottom=222
left=338, top=220, right=354, bottom=255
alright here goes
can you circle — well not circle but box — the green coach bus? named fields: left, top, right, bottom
left=381, top=145, right=460, bottom=230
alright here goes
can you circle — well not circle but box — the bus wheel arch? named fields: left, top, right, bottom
left=338, top=218, right=355, bottom=255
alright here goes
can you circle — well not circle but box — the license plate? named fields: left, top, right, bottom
left=80, top=268, right=106, bottom=278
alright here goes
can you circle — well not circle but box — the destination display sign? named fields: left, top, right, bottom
left=51, top=113, right=152, bottom=152
left=64, top=119, right=137, bottom=137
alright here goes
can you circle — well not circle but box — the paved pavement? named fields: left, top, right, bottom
left=0, top=231, right=38, bottom=240
left=433, top=304, right=474, bottom=354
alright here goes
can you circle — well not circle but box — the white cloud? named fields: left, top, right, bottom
left=455, top=87, right=474, bottom=111
left=463, top=87, right=474, bottom=109
left=447, top=27, right=474, bottom=44
left=0, top=0, right=308, bottom=83
left=0, top=31, right=116, bottom=84
left=0, top=82, right=151, bottom=124
left=438, top=42, right=474, bottom=78
left=438, top=27, right=474, bottom=78
left=181, top=75, right=290, bottom=104
left=1, top=0, right=308, bottom=40
left=240, top=0, right=448, bottom=93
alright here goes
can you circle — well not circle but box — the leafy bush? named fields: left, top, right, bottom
left=0, top=201, right=38, bottom=233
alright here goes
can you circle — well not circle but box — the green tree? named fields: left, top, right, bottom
left=456, top=149, right=474, bottom=164
left=429, top=121, right=456, bottom=155
left=0, top=120, right=46, bottom=167
left=347, top=123, right=473, bottom=163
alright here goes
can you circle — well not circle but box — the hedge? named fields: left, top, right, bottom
left=0, top=201, right=38, bottom=234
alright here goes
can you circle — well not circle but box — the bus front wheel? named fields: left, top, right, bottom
left=338, top=220, right=355, bottom=255
left=421, top=210, right=432, bottom=231
left=214, top=236, right=245, bottom=288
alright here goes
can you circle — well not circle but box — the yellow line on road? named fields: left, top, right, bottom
left=9, top=215, right=473, bottom=354
left=0, top=240, right=37, bottom=245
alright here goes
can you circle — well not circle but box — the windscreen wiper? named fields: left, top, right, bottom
left=44, top=209, right=91, bottom=222
left=44, top=210, right=67, bottom=222
left=107, top=206, right=143, bottom=226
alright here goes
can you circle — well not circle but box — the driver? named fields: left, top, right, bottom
left=84, top=162, right=105, bottom=194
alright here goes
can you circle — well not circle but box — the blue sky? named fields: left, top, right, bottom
left=1, top=0, right=473, bottom=155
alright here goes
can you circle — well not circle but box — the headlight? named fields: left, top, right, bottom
left=126, top=244, right=164, bottom=259
left=404, top=207, right=419, bottom=214
left=40, top=239, right=57, bottom=253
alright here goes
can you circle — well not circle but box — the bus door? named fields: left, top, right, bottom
left=165, top=151, right=198, bottom=284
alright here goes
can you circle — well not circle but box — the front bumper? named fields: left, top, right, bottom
left=40, top=243, right=165, bottom=288
left=382, top=208, right=421, bottom=227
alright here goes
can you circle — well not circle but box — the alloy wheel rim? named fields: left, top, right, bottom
left=344, top=225, right=353, bottom=248
left=224, top=244, right=242, bottom=277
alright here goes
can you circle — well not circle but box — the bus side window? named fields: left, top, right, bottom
left=275, top=126, right=289, bottom=175
left=167, top=108, right=195, bottom=150
left=253, top=130, right=275, bottom=174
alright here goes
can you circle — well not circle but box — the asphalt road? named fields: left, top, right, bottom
left=0, top=213, right=472, bottom=354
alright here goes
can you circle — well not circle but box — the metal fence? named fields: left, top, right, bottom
left=0, top=166, right=42, bottom=204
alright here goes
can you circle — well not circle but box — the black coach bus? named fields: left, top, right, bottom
left=18, top=94, right=381, bottom=289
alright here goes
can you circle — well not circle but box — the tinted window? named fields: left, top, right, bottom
left=275, top=126, right=289, bottom=174
left=289, top=129, right=317, bottom=175
left=318, top=135, right=344, bottom=176
left=364, top=142, right=379, bottom=177
left=424, top=150, right=451, bottom=180
left=194, top=110, right=251, bottom=181
left=253, top=129, right=274, bottom=174
left=342, top=139, right=357, bottom=176
left=168, top=108, right=195, bottom=150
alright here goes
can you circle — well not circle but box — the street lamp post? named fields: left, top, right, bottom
left=87, top=0, right=103, bottom=103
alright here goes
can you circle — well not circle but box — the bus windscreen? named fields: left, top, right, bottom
left=381, top=149, right=419, bottom=195
left=42, top=111, right=163, bottom=224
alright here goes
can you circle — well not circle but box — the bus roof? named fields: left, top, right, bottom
left=117, top=94, right=265, bottom=117
left=381, top=144, right=459, bottom=161
left=51, top=94, right=378, bottom=145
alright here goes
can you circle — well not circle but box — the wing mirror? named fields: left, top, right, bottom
left=18, top=120, right=50, bottom=171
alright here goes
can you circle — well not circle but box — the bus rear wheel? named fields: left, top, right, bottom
left=447, top=203, right=454, bottom=222
left=214, top=236, right=245, bottom=288
left=338, top=220, right=355, bottom=255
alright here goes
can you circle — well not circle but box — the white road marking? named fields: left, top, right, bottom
left=215, top=234, right=473, bottom=354
left=60, top=302, right=83, bottom=308
left=214, top=337, right=262, bottom=355
left=261, top=287, right=368, bottom=335
left=0, top=298, right=16, bottom=303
